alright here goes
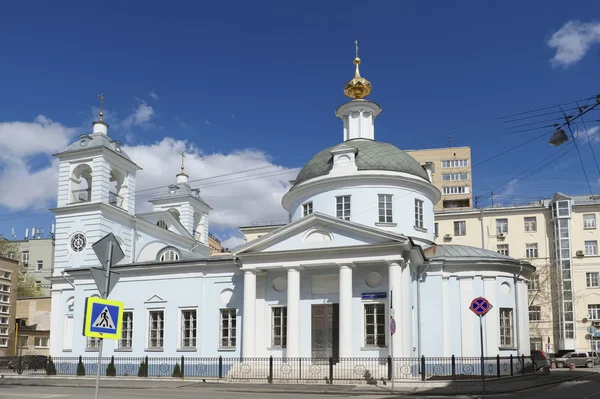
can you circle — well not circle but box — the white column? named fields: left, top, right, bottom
left=339, top=265, right=353, bottom=357
left=388, top=261, right=402, bottom=357
left=242, top=270, right=256, bottom=357
left=286, top=268, right=300, bottom=357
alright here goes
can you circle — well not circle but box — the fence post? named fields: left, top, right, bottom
left=510, top=354, right=513, bottom=376
left=521, top=354, right=525, bottom=375
left=268, top=356, right=273, bottom=384
left=451, top=355, right=456, bottom=380
left=329, top=356, right=333, bottom=385
left=496, top=355, right=500, bottom=378
left=145, top=356, right=149, bottom=378
left=218, top=356, right=223, bottom=379
left=421, top=355, right=426, bottom=381
left=299, top=357, right=302, bottom=380
left=181, top=356, right=185, bottom=379
left=387, top=356, right=392, bottom=381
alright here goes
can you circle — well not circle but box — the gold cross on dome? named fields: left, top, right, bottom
left=355, top=40, right=359, bottom=59
left=180, top=151, right=186, bottom=173
left=98, top=93, right=107, bottom=122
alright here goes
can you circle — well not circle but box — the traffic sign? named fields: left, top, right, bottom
left=390, top=317, right=397, bottom=335
left=90, top=267, right=120, bottom=298
left=93, top=233, right=125, bottom=269
left=469, top=297, right=492, bottom=317
left=83, top=297, right=124, bottom=339
left=587, top=326, right=597, bottom=334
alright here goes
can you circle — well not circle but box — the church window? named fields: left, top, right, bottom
left=157, top=220, right=168, bottom=229
left=499, top=308, right=514, bottom=347
left=364, top=303, right=385, bottom=347
left=148, top=310, right=164, bottom=349
left=378, top=194, right=393, bottom=223
left=119, top=311, right=133, bottom=349
left=414, top=199, right=424, bottom=228
left=180, top=309, right=197, bottom=349
left=70, top=233, right=87, bottom=252
left=336, top=196, right=351, bottom=221
left=86, top=337, right=100, bottom=350
left=220, top=308, right=236, bottom=348
left=158, top=248, right=181, bottom=262
left=302, top=202, right=313, bottom=217
left=271, top=306, right=287, bottom=348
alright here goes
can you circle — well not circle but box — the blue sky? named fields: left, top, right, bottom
left=1, top=1, right=600, bottom=245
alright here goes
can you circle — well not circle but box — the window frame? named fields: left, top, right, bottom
left=454, top=221, right=466, bottom=236
left=527, top=274, right=540, bottom=290
left=528, top=306, right=541, bottom=322
left=378, top=194, right=393, bottom=223
left=363, top=302, right=386, bottom=348
left=525, top=243, right=538, bottom=258
left=497, top=244, right=509, bottom=257
left=220, top=308, right=237, bottom=349
left=584, top=214, right=597, bottom=230
left=36, top=260, right=43, bottom=271
left=414, top=199, right=424, bottom=228
left=588, top=304, right=600, bottom=320
left=336, top=195, right=351, bottom=221
left=22, top=251, right=29, bottom=264
left=158, top=248, right=181, bottom=262
left=587, top=272, right=600, bottom=288
left=302, top=201, right=313, bottom=217
left=442, top=186, right=470, bottom=195
left=86, top=336, right=100, bottom=350
left=271, top=306, right=287, bottom=348
left=499, top=308, right=514, bottom=348
left=34, top=336, right=49, bottom=348
left=524, top=217, right=537, bottom=232
left=118, top=311, right=134, bottom=350
left=147, top=309, right=165, bottom=350
left=496, top=219, right=509, bottom=234
left=585, top=240, right=598, bottom=256
left=180, top=308, right=198, bottom=350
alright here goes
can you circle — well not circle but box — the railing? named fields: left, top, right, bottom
left=72, top=189, right=91, bottom=203
left=109, top=191, right=123, bottom=208
left=0, top=355, right=537, bottom=382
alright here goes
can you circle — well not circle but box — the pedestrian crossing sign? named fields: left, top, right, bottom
left=83, top=297, right=124, bottom=339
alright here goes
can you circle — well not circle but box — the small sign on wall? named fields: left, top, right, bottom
left=361, top=292, right=387, bottom=300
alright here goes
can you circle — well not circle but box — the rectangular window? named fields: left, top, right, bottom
left=378, top=194, right=393, bottom=223
left=584, top=214, right=597, bottom=229
left=496, top=219, right=508, bottom=234
left=336, top=195, right=351, bottom=221
left=587, top=272, right=600, bottom=288
left=558, top=201, right=570, bottom=217
left=530, top=338, right=543, bottom=351
left=497, top=244, right=509, bottom=256
left=0, top=306, right=9, bottom=314
left=441, top=173, right=469, bottom=181
left=36, top=260, right=43, bottom=271
left=434, top=223, right=439, bottom=238
left=0, top=285, right=9, bottom=293
left=271, top=306, right=287, bottom=348
left=0, top=295, right=8, bottom=303
left=119, top=311, right=133, bottom=349
left=34, top=337, right=49, bottom=348
left=86, top=337, right=100, bottom=349
left=302, top=202, right=313, bottom=217
left=181, top=309, right=197, bottom=349
left=0, top=327, right=7, bottom=335
left=0, top=317, right=7, bottom=325
left=529, top=306, right=541, bottom=321
left=526, top=243, right=538, bottom=258
left=414, top=199, right=424, bottom=228
left=148, top=310, right=164, bottom=349
left=524, top=217, right=537, bottom=232
left=441, top=159, right=469, bottom=168
left=500, top=308, right=514, bottom=347
left=442, top=186, right=470, bottom=195
left=585, top=240, right=598, bottom=256
left=589, top=304, right=600, bottom=320
left=1, top=272, right=10, bottom=279
left=364, top=303, right=386, bottom=347
left=220, top=308, right=236, bottom=348
left=0, top=338, right=7, bottom=347
left=21, top=251, right=29, bottom=264
left=454, top=221, right=466, bottom=236
left=527, top=274, right=540, bottom=290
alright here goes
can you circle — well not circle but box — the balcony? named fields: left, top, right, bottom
left=72, top=189, right=91, bottom=203
left=109, top=191, right=123, bottom=208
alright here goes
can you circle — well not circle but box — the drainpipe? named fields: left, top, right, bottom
left=131, top=216, right=137, bottom=263
left=514, top=262, right=524, bottom=355
left=479, top=209, right=485, bottom=249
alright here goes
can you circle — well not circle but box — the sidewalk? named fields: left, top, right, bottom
left=0, top=369, right=595, bottom=396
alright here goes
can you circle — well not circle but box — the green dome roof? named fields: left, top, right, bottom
left=293, top=139, right=429, bottom=185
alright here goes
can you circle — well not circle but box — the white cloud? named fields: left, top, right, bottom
left=548, top=20, right=600, bottom=67
left=221, top=235, right=245, bottom=250
left=122, top=102, right=155, bottom=129
left=0, top=115, right=75, bottom=158
left=584, top=125, right=600, bottom=143
left=149, top=90, right=159, bottom=101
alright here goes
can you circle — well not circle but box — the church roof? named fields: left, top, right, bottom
left=56, top=133, right=135, bottom=163
left=293, top=139, right=429, bottom=186
left=424, top=244, right=514, bottom=260
left=149, top=183, right=213, bottom=210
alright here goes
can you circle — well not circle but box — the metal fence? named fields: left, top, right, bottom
left=0, top=355, right=537, bottom=383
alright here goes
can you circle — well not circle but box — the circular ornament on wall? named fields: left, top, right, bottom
left=366, top=272, right=383, bottom=288
left=273, top=277, right=287, bottom=292
left=70, top=233, right=87, bottom=252
left=501, top=282, right=511, bottom=295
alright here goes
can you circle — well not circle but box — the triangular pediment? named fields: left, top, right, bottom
left=137, top=211, right=194, bottom=240
left=235, top=212, right=407, bottom=255
left=145, top=294, right=166, bottom=304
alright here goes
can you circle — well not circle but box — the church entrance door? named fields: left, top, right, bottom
left=311, top=304, right=339, bottom=360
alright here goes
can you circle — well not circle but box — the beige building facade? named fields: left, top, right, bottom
left=434, top=193, right=600, bottom=355
left=15, top=297, right=51, bottom=356
left=407, top=147, right=472, bottom=211
left=16, top=237, right=55, bottom=295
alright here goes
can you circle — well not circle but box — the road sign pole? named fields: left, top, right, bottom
left=94, top=240, right=113, bottom=399
left=479, top=315, right=485, bottom=393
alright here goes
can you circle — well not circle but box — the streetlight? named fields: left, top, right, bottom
left=549, top=128, right=569, bottom=146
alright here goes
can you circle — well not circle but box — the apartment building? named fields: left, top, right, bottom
left=15, top=234, right=55, bottom=295
left=434, top=192, right=600, bottom=355
left=15, top=297, right=51, bottom=356
left=0, top=257, right=18, bottom=356
left=406, top=147, right=472, bottom=211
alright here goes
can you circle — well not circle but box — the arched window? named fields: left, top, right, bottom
left=109, top=169, right=124, bottom=208
left=157, top=220, right=168, bottom=229
left=158, top=247, right=181, bottom=262
left=70, top=164, right=93, bottom=203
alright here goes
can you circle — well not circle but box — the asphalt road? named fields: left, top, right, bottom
left=487, top=372, right=600, bottom=399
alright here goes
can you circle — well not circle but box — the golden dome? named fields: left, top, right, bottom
left=344, top=41, right=371, bottom=100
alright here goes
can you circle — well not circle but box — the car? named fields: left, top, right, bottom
left=555, top=351, right=600, bottom=368
left=531, top=350, right=551, bottom=370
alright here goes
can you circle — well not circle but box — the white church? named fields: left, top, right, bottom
left=48, top=51, right=534, bottom=370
